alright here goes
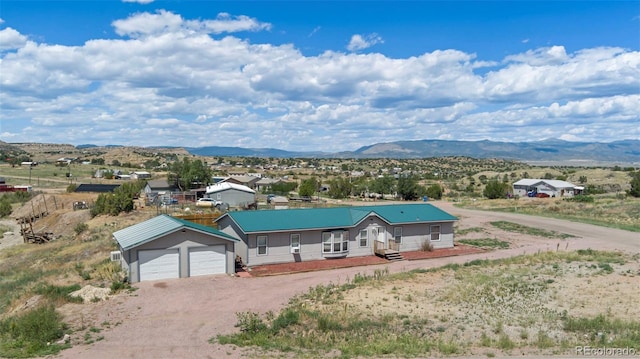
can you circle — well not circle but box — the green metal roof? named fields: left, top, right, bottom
left=223, top=203, right=457, bottom=233
left=113, top=214, right=239, bottom=251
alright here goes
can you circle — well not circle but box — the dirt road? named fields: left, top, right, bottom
left=56, top=203, right=639, bottom=359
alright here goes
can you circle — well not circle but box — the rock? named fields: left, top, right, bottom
left=56, top=333, right=70, bottom=344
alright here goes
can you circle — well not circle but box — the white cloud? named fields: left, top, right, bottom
left=112, top=10, right=271, bottom=38
left=0, top=11, right=638, bottom=150
left=0, top=27, right=28, bottom=51
left=122, top=0, right=154, bottom=4
left=347, top=33, right=383, bottom=52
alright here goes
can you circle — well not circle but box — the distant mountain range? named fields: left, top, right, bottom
left=187, top=139, right=640, bottom=163
left=5, top=139, right=639, bottom=164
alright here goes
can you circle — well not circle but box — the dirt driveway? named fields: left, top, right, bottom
left=56, top=202, right=639, bottom=359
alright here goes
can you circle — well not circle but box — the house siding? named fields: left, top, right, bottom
left=209, top=189, right=255, bottom=208
left=231, top=220, right=455, bottom=266
left=216, top=204, right=457, bottom=267
left=122, top=230, right=235, bottom=283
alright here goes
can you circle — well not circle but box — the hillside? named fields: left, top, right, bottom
left=9, top=143, right=192, bottom=165
left=6, top=139, right=640, bottom=165
left=185, top=139, right=640, bottom=163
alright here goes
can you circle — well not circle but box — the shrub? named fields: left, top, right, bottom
left=34, top=284, right=83, bottom=305
left=421, top=241, right=434, bottom=252
left=483, top=180, right=509, bottom=199
left=0, top=305, right=68, bottom=357
left=271, top=309, right=300, bottom=332
left=74, top=222, right=89, bottom=235
left=565, top=195, right=594, bottom=203
left=235, top=311, right=267, bottom=333
left=0, top=199, right=11, bottom=218
left=110, top=281, right=129, bottom=294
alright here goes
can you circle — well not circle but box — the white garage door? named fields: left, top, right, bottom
left=189, top=245, right=226, bottom=276
left=139, top=249, right=180, bottom=281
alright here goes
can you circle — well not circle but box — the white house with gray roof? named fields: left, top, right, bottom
left=513, top=179, right=580, bottom=197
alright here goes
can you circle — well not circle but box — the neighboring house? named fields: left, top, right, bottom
left=144, top=179, right=178, bottom=194
left=220, top=175, right=260, bottom=189
left=255, top=177, right=285, bottom=192
left=216, top=203, right=457, bottom=267
left=131, top=171, right=151, bottom=180
left=513, top=179, right=580, bottom=197
left=112, top=214, right=239, bottom=282
left=206, top=182, right=256, bottom=208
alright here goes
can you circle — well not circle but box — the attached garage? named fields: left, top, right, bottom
left=139, top=249, right=180, bottom=281
left=113, top=214, right=240, bottom=283
left=189, top=245, right=226, bottom=276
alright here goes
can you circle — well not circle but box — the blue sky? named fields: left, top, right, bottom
left=0, top=1, right=638, bottom=151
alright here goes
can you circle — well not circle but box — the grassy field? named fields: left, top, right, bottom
left=216, top=250, right=640, bottom=358
left=455, top=196, right=640, bottom=232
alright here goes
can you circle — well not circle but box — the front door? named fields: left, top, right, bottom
left=372, top=226, right=386, bottom=248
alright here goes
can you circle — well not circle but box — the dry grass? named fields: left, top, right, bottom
left=222, top=251, right=640, bottom=357
left=457, top=196, right=640, bottom=231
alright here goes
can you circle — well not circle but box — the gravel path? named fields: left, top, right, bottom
left=55, top=202, right=639, bottom=359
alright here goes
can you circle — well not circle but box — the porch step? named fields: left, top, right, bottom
left=384, top=251, right=404, bottom=261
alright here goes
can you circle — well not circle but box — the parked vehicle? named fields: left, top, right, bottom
left=196, top=197, right=222, bottom=207
left=536, top=193, right=550, bottom=198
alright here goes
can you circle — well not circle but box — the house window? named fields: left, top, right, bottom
left=430, top=225, right=441, bottom=241
left=359, top=229, right=368, bottom=247
left=216, top=193, right=222, bottom=200
left=394, top=227, right=402, bottom=244
left=322, top=231, right=348, bottom=253
left=290, top=233, right=301, bottom=254
left=257, top=235, right=268, bottom=255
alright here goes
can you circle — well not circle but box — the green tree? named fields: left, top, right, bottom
left=90, top=181, right=144, bottom=217
left=578, top=175, right=588, bottom=184
left=270, top=181, right=297, bottom=195
left=368, top=175, right=395, bottom=196
left=483, top=180, right=509, bottom=199
left=168, top=157, right=212, bottom=191
left=425, top=184, right=443, bottom=200
left=629, top=171, right=640, bottom=198
left=298, top=177, right=319, bottom=197
left=397, top=175, right=422, bottom=200
left=327, top=177, right=352, bottom=199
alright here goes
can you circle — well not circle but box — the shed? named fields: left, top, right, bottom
left=113, top=214, right=239, bottom=282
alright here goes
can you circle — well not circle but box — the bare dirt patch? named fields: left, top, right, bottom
left=339, top=254, right=640, bottom=356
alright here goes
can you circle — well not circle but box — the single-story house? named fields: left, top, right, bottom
left=513, top=179, right=580, bottom=197
left=206, top=182, right=256, bottom=208
left=144, top=179, right=179, bottom=194
left=220, top=175, right=261, bottom=189
left=112, top=214, right=239, bottom=282
left=255, top=177, right=286, bottom=192
left=216, top=203, right=457, bottom=267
